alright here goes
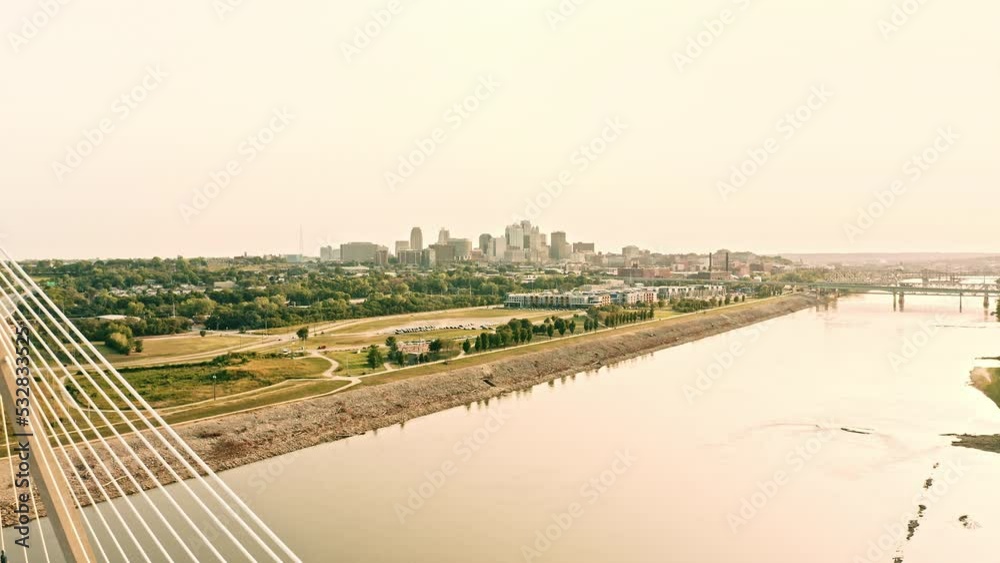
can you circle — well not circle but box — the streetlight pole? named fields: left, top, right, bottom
left=212, top=374, right=217, bottom=400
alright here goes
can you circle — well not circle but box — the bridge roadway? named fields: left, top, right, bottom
left=616, top=278, right=1000, bottom=296
left=803, top=282, right=999, bottom=296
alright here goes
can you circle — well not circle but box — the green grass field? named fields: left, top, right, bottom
left=324, top=349, right=387, bottom=376
left=69, top=355, right=331, bottom=409
left=100, top=334, right=251, bottom=364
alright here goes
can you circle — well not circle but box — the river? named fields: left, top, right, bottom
left=9, top=294, right=1000, bottom=562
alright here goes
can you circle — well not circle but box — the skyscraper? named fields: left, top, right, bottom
left=505, top=223, right=525, bottom=250
left=479, top=233, right=493, bottom=252
left=550, top=231, right=570, bottom=260
left=410, top=227, right=423, bottom=251
left=438, top=228, right=451, bottom=244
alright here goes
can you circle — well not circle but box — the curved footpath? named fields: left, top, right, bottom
left=2, top=295, right=819, bottom=524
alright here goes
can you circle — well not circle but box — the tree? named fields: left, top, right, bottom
left=200, top=329, right=207, bottom=337
left=133, top=339, right=144, bottom=353
left=568, top=320, right=576, bottom=334
left=462, top=339, right=472, bottom=353
left=106, top=332, right=131, bottom=355
left=554, top=318, right=566, bottom=336
left=296, top=327, right=310, bottom=341
left=546, top=324, right=555, bottom=337
left=429, top=339, right=443, bottom=353
left=366, top=344, right=384, bottom=368
left=386, top=336, right=398, bottom=351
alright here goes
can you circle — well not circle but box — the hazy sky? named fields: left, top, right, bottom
left=2, top=0, right=998, bottom=260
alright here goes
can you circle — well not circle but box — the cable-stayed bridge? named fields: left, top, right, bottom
left=0, top=248, right=300, bottom=562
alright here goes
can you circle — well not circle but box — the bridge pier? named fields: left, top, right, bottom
left=960, top=292, right=963, bottom=312
left=898, top=291, right=905, bottom=312
left=984, top=293, right=990, bottom=311
left=0, top=357, right=97, bottom=562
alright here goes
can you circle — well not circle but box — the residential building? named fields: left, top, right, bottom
left=505, top=291, right=609, bottom=309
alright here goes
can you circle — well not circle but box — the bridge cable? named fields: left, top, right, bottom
left=0, top=278, right=198, bottom=562
left=0, top=304, right=136, bottom=562
left=0, top=265, right=239, bottom=562
left=1, top=250, right=299, bottom=562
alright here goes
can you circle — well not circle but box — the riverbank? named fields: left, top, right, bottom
left=1, top=294, right=818, bottom=525
left=953, top=367, right=1000, bottom=454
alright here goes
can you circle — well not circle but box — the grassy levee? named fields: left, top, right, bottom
left=360, top=298, right=769, bottom=388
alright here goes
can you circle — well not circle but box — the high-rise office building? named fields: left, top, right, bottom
left=438, top=228, right=451, bottom=244
left=340, top=242, right=386, bottom=264
left=448, top=238, right=473, bottom=261
left=395, top=241, right=410, bottom=256
left=550, top=231, right=571, bottom=260
left=430, top=243, right=456, bottom=265
left=505, top=223, right=525, bottom=250
left=410, top=227, right=423, bottom=251
left=479, top=233, right=493, bottom=252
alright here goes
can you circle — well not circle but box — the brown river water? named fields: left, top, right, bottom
left=12, top=294, right=1000, bottom=562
